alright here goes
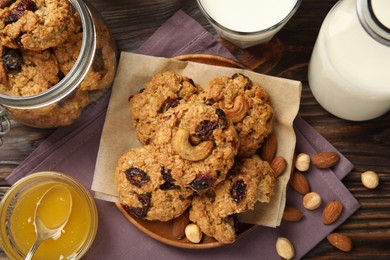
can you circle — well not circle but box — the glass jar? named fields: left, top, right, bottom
left=197, top=0, right=302, bottom=48
left=0, top=0, right=117, bottom=129
left=0, top=171, right=98, bottom=259
left=308, top=0, right=390, bottom=121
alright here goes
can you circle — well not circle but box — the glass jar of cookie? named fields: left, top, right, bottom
left=0, top=0, right=117, bottom=129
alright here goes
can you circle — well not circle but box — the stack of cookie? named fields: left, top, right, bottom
left=0, top=0, right=115, bottom=127
left=115, top=71, right=277, bottom=243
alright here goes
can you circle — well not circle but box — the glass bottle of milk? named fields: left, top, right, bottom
left=308, top=0, right=390, bottom=121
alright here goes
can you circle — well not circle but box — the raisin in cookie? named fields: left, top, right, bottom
left=0, top=0, right=77, bottom=51
left=129, top=71, right=201, bottom=145
left=115, top=145, right=194, bottom=221
left=151, top=102, right=239, bottom=191
left=197, top=73, right=273, bottom=157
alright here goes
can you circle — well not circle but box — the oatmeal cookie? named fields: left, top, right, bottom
left=189, top=155, right=276, bottom=243
left=129, top=71, right=201, bottom=145
left=53, top=15, right=116, bottom=91
left=212, top=155, right=276, bottom=218
left=198, top=73, right=273, bottom=157
left=150, top=102, right=239, bottom=191
left=115, top=145, right=194, bottom=222
left=0, top=0, right=77, bottom=51
left=0, top=46, right=59, bottom=96
left=8, top=89, right=89, bottom=128
left=189, top=192, right=237, bottom=244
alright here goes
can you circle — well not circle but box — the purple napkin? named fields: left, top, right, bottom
left=6, top=10, right=359, bottom=260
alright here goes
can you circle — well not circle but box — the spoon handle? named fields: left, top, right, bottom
left=25, top=239, right=42, bottom=260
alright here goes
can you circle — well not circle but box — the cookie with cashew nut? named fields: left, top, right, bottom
left=129, top=71, right=201, bottom=145
left=197, top=73, right=274, bottom=157
left=115, top=145, right=194, bottom=221
left=151, top=102, right=239, bottom=191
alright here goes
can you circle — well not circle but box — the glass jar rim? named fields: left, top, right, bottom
left=357, top=0, right=390, bottom=46
left=0, top=171, right=98, bottom=259
left=0, top=0, right=97, bottom=109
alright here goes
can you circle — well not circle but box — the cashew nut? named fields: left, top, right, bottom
left=224, top=95, right=249, bottom=123
left=172, top=129, right=213, bottom=161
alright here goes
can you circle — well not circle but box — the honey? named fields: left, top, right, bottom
left=5, top=178, right=95, bottom=259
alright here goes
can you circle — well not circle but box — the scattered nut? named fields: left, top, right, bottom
left=276, top=237, right=295, bottom=260
left=322, top=200, right=343, bottom=225
left=295, top=153, right=310, bottom=172
left=224, top=95, right=249, bottom=123
left=303, top=192, right=322, bottom=210
left=327, top=233, right=353, bottom=252
left=185, top=223, right=203, bottom=243
left=289, top=171, right=310, bottom=195
left=270, top=156, right=287, bottom=177
left=361, top=171, right=379, bottom=189
left=259, top=133, right=277, bottom=164
left=282, top=205, right=304, bottom=222
left=172, top=129, right=213, bottom=161
left=312, top=152, right=340, bottom=169
left=172, top=211, right=190, bottom=239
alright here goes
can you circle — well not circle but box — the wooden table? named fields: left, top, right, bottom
left=1, top=0, right=389, bottom=259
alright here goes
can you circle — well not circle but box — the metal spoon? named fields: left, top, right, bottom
left=25, top=185, right=73, bottom=260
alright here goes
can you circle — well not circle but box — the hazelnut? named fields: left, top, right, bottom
left=361, top=171, right=379, bottom=189
left=276, top=237, right=295, bottom=260
left=303, top=192, right=322, bottom=210
left=295, top=153, right=310, bottom=172
left=185, top=223, right=203, bottom=243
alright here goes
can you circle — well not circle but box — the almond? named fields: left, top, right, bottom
left=270, top=156, right=287, bottom=177
left=289, top=172, right=310, bottom=195
left=172, top=211, right=190, bottom=239
left=259, top=133, right=277, bottom=164
left=311, top=152, right=340, bottom=169
left=322, top=200, right=343, bottom=225
left=282, top=205, right=304, bottom=222
left=327, top=233, right=353, bottom=252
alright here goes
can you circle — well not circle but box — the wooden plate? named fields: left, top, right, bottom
left=173, top=54, right=248, bottom=69
left=115, top=54, right=256, bottom=249
left=116, top=202, right=256, bottom=249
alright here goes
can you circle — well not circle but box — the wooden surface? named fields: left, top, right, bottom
left=1, top=0, right=389, bottom=259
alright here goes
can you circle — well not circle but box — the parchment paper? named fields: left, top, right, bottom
left=92, top=52, right=302, bottom=228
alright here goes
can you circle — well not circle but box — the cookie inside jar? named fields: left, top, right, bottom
left=0, top=0, right=117, bottom=128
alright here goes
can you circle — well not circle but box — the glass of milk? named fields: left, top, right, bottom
left=197, top=0, right=302, bottom=48
left=308, top=0, right=390, bottom=121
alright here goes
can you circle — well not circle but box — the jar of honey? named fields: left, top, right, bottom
left=0, top=171, right=98, bottom=259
